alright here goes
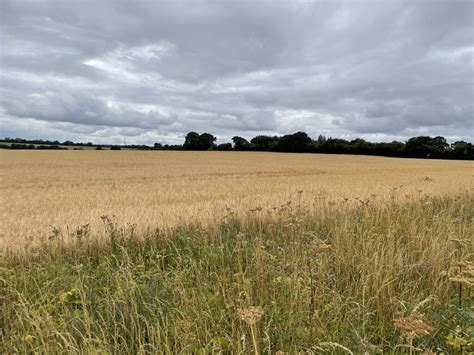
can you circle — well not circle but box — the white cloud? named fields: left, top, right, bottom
left=0, top=0, right=473, bottom=144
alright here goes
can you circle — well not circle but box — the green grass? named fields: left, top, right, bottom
left=1, top=195, right=473, bottom=353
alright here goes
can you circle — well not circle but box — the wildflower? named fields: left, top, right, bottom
left=393, top=312, right=433, bottom=338
left=238, top=306, right=264, bottom=354
left=449, top=261, right=474, bottom=286
left=238, top=306, right=264, bottom=325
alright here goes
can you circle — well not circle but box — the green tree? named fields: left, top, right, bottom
left=232, top=136, right=254, bottom=151
left=198, top=133, right=216, bottom=150
left=405, top=136, right=448, bottom=158
left=450, top=141, right=474, bottom=160
left=250, top=135, right=280, bottom=151
left=183, top=132, right=200, bottom=150
left=216, top=143, right=233, bottom=151
left=277, top=132, right=312, bottom=152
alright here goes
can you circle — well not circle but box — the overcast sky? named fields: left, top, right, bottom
left=1, top=0, right=473, bottom=145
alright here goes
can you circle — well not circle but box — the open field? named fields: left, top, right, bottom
left=1, top=194, right=473, bottom=353
left=1, top=151, right=473, bottom=353
left=1, top=150, right=473, bottom=248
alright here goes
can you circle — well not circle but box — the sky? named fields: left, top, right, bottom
left=0, top=0, right=473, bottom=145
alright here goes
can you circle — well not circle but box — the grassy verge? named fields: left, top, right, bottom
left=1, top=195, right=473, bottom=353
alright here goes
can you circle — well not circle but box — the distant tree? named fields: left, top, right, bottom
left=372, top=141, right=404, bottom=157
left=183, top=132, right=200, bottom=150
left=318, top=138, right=349, bottom=154
left=317, top=135, right=327, bottom=143
left=216, top=143, right=233, bottom=151
left=198, top=133, right=217, bottom=150
left=349, top=138, right=371, bottom=155
left=37, top=145, right=66, bottom=150
left=232, top=136, right=254, bottom=151
left=162, top=144, right=182, bottom=151
left=405, top=136, right=430, bottom=158
left=95, top=146, right=103, bottom=150
left=277, top=132, right=312, bottom=152
left=310, top=135, right=328, bottom=152
left=10, top=143, right=35, bottom=149
left=153, top=143, right=163, bottom=150
left=110, top=146, right=121, bottom=150
left=434, top=136, right=449, bottom=149
left=183, top=132, right=216, bottom=150
left=405, top=136, right=449, bottom=158
left=250, top=135, right=280, bottom=151
left=450, top=141, right=474, bottom=160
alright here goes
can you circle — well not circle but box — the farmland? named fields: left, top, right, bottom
left=1, top=150, right=473, bottom=248
left=1, top=151, right=473, bottom=353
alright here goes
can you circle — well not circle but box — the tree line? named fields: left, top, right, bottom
left=176, top=131, right=473, bottom=160
left=2, top=133, right=473, bottom=159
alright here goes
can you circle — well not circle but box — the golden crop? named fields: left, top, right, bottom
left=1, top=150, right=473, bottom=248
left=1, top=150, right=473, bottom=353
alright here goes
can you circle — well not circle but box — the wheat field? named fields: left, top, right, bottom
left=1, top=150, right=474, bottom=353
left=1, top=150, right=473, bottom=249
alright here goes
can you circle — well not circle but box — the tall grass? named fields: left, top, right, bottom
left=1, top=194, right=473, bottom=353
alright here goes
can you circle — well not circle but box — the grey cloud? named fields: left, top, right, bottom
left=0, top=0, right=473, bottom=145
